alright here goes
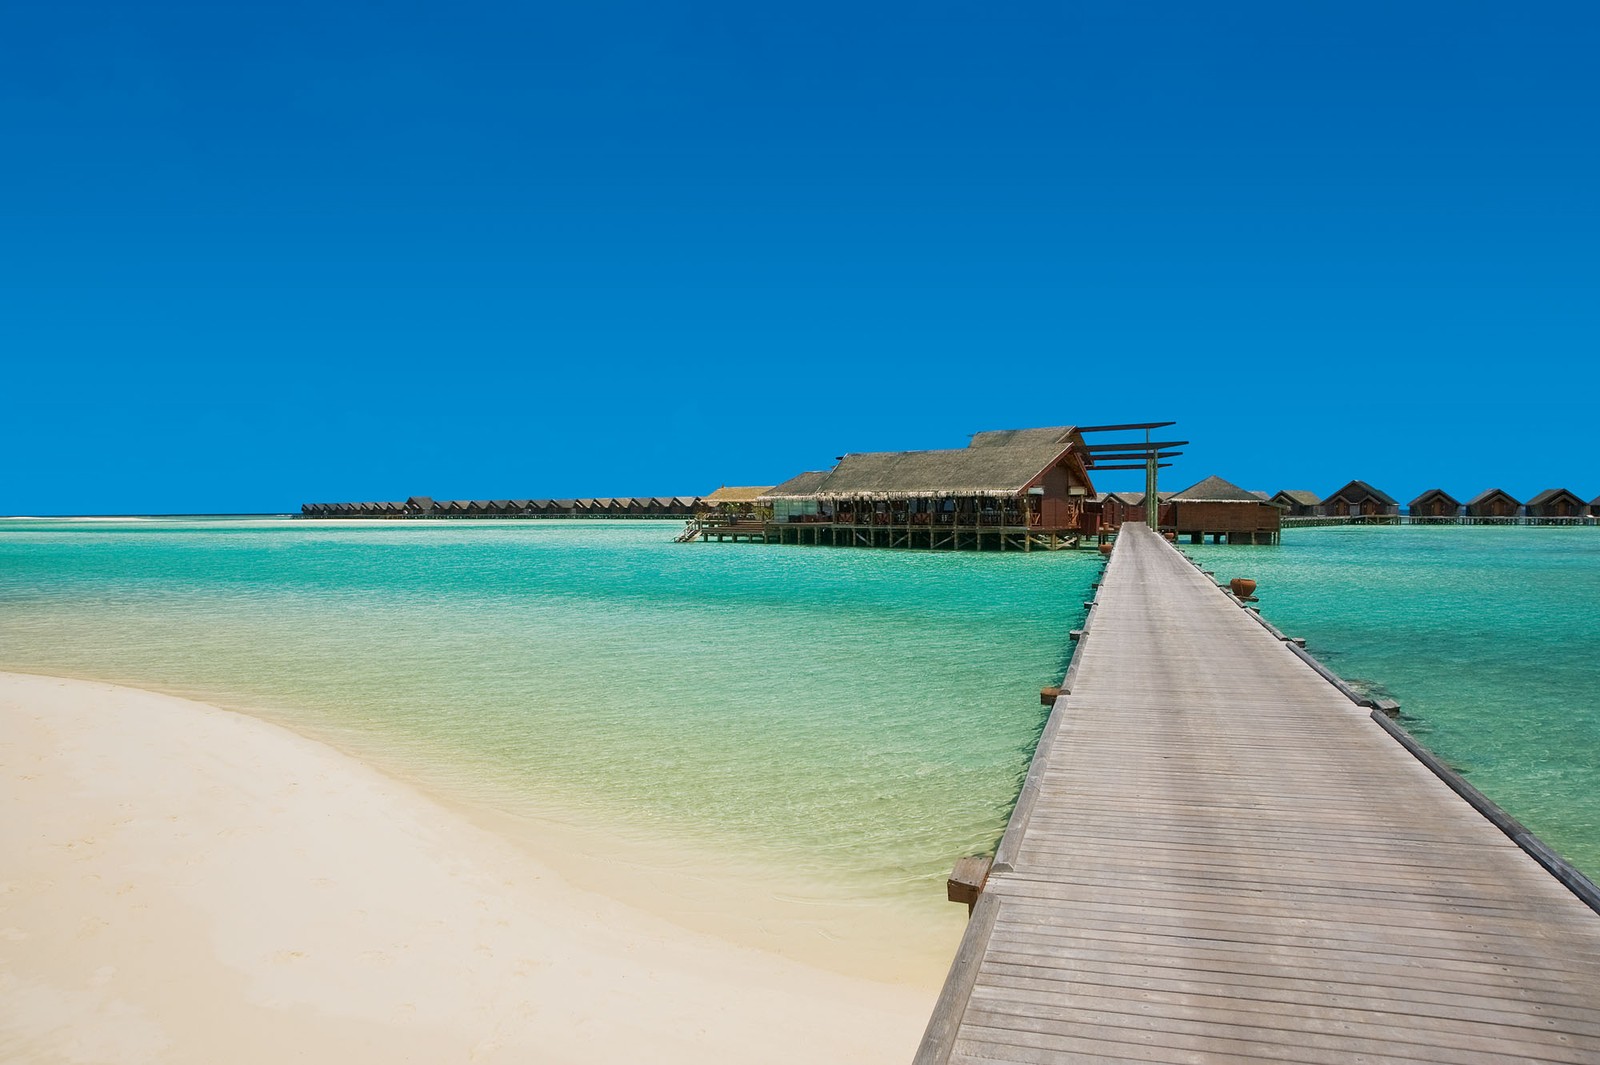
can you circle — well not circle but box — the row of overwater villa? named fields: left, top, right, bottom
left=1266, top=482, right=1599, bottom=525
left=300, top=496, right=702, bottom=519
left=299, top=428, right=1599, bottom=548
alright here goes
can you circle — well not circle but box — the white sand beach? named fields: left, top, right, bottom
left=0, top=672, right=943, bottom=1064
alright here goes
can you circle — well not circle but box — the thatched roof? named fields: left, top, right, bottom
left=1527, top=488, right=1583, bottom=507
left=1409, top=488, right=1460, bottom=508
left=1170, top=475, right=1263, bottom=504
left=1468, top=487, right=1520, bottom=507
left=968, top=426, right=1076, bottom=449
left=702, top=486, right=773, bottom=505
left=761, top=471, right=831, bottom=500
left=1272, top=490, right=1321, bottom=506
left=1325, top=480, right=1397, bottom=506
left=797, top=442, right=1077, bottom=501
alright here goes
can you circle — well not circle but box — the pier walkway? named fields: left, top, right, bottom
left=918, top=522, right=1600, bottom=1064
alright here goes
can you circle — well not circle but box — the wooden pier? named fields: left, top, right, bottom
left=688, top=516, right=1081, bottom=550
left=918, top=521, right=1600, bottom=1064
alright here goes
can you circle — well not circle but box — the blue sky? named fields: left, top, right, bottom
left=3, top=2, right=1596, bottom=513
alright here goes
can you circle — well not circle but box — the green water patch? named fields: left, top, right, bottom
left=0, top=518, right=1097, bottom=904
left=1186, top=525, right=1600, bottom=879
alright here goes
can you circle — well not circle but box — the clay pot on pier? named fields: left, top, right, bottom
left=1229, top=578, right=1257, bottom=600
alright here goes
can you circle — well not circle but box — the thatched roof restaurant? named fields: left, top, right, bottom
left=751, top=426, right=1097, bottom=550
left=796, top=443, right=1080, bottom=499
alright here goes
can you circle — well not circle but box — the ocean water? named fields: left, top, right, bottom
left=0, top=518, right=1094, bottom=911
left=8, top=519, right=1597, bottom=924
left=1186, top=525, right=1600, bottom=879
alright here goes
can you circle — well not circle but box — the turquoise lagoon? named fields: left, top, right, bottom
left=1187, top=524, right=1600, bottom=879
left=5, top=518, right=1598, bottom=920
left=0, top=518, right=1093, bottom=915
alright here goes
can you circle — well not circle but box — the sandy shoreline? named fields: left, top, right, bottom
left=0, top=671, right=944, bottom=1063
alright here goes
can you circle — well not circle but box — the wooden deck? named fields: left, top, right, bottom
left=917, top=521, right=1600, bottom=1064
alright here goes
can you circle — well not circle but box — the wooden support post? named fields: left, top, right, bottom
left=947, top=855, right=992, bottom=915
left=1145, top=446, right=1158, bottom=530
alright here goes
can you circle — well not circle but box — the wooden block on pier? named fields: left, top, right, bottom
left=946, top=855, right=991, bottom=913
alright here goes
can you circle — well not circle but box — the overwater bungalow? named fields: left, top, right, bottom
left=1167, top=476, right=1281, bottom=544
left=1098, top=491, right=1147, bottom=529
left=1322, top=480, right=1400, bottom=520
left=1526, top=488, right=1586, bottom=522
left=1592, top=494, right=1600, bottom=518
left=1465, top=488, right=1521, bottom=520
left=754, top=427, right=1097, bottom=550
left=1408, top=488, right=1461, bottom=520
left=1270, top=492, right=1320, bottom=517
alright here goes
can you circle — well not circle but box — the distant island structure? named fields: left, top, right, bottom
left=300, top=496, right=703, bottom=519
left=298, top=424, right=1599, bottom=539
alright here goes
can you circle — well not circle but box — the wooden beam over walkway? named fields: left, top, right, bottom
left=918, top=522, right=1600, bottom=1064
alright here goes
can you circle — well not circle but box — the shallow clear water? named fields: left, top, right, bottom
left=0, top=518, right=1095, bottom=906
left=1187, top=525, right=1600, bottom=879
left=10, top=518, right=1596, bottom=906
